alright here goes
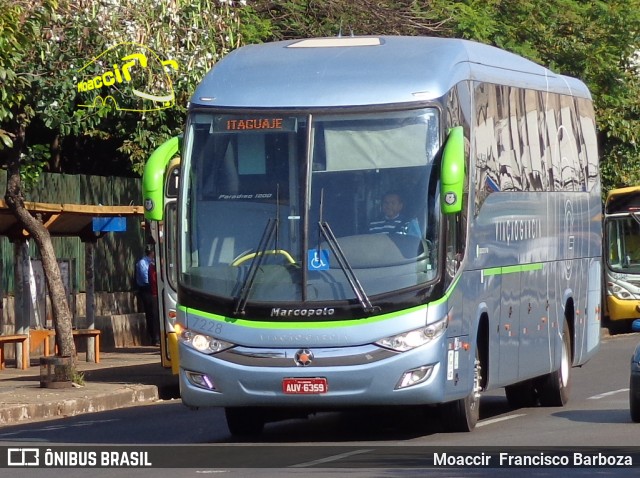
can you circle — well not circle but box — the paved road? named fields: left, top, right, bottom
left=0, top=331, right=638, bottom=476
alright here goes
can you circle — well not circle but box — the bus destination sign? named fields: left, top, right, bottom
left=212, top=116, right=297, bottom=133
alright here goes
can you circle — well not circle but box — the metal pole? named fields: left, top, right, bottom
left=85, top=241, right=96, bottom=362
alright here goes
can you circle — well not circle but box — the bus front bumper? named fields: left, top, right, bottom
left=606, top=296, right=640, bottom=321
left=177, top=339, right=468, bottom=409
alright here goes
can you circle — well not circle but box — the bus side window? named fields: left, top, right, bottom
left=445, top=214, right=462, bottom=280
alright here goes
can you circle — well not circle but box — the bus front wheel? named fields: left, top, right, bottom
left=441, top=352, right=481, bottom=432
left=225, top=407, right=265, bottom=437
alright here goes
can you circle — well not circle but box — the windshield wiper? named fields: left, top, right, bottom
left=317, top=221, right=379, bottom=315
left=234, top=186, right=283, bottom=316
left=234, top=217, right=278, bottom=316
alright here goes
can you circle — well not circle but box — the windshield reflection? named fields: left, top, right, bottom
left=607, top=216, right=640, bottom=273
left=181, top=109, right=441, bottom=310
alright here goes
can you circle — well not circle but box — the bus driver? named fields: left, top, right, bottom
left=368, top=191, right=421, bottom=237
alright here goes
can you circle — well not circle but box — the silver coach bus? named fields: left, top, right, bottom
left=144, top=36, right=602, bottom=435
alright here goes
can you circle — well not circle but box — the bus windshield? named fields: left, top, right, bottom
left=181, top=109, right=440, bottom=307
left=606, top=214, right=640, bottom=274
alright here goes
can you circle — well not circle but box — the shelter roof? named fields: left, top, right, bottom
left=0, top=200, right=144, bottom=241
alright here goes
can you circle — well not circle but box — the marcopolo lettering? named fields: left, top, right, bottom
left=271, top=307, right=335, bottom=317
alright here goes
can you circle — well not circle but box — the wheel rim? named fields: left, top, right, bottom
left=471, top=356, right=482, bottom=408
left=560, top=334, right=570, bottom=388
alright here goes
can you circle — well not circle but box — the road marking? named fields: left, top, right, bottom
left=477, top=414, right=526, bottom=428
left=290, top=449, right=373, bottom=468
left=587, top=388, right=629, bottom=400
left=0, top=419, right=119, bottom=438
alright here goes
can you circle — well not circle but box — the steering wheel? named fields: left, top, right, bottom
left=231, top=249, right=296, bottom=267
left=424, top=239, right=434, bottom=252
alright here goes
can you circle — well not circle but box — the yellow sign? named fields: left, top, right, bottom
left=77, top=42, right=179, bottom=113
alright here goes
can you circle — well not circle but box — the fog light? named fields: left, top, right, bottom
left=396, top=365, right=434, bottom=390
left=185, top=371, right=217, bottom=391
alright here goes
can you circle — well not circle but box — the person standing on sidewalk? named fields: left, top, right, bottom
left=149, top=259, right=160, bottom=346
left=136, top=245, right=159, bottom=345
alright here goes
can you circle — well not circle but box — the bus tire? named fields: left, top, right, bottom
left=225, top=407, right=265, bottom=436
left=630, top=378, right=640, bottom=423
left=442, top=351, right=481, bottom=432
left=538, top=320, right=571, bottom=407
left=505, top=379, right=538, bottom=409
left=630, top=373, right=640, bottom=423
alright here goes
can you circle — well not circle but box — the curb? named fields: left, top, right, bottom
left=0, top=385, right=159, bottom=425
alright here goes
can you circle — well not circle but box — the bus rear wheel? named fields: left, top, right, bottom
left=441, top=353, right=481, bottom=432
left=225, top=407, right=265, bottom=437
left=505, top=379, right=538, bottom=409
left=538, top=320, right=571, bottom=407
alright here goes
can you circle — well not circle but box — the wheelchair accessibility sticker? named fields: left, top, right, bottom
left=308, top=249, right=329, bottom=271
left=76, top=42, right=178, bottom=113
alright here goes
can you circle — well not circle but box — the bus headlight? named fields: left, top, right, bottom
left=375, top=316, right=448, bottom=352
left=180, top=328, right=234, bottom=354
left=607, top=282, right=635, bottom=300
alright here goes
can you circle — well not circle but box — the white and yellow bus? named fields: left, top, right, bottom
left=603, top=186, right=640, bottom=328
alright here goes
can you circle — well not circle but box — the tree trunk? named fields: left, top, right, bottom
left=50, top=134, right=62, bottom=173
left=4, top=115, right=76, bottom=358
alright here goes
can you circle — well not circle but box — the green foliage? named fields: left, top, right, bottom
left=257, top=0, right=640, bottom=194
left=0, top=0, right=57, bottom=148
left=20, top=144, right=51, bottom=191
left=0, top=0, right=272, bottom=177
left=72, top=369, right=85, bottom=386
left=2, top=0, right=639, bottom=196
left=252, top=0, right=446, bottom=39
left=419, top=0, right=640, bottom=194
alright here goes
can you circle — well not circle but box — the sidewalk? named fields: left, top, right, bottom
left=0, top=346, right=179, bottom=426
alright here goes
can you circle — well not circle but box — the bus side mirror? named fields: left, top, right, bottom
left=143, top=136, right=181, bottom=221
left=440, top=126, right=465, bottom=215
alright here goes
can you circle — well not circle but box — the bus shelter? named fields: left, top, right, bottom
left=0, top=200, right=144, bottom=367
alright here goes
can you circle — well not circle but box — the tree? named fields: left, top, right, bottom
left=252, top=0, right=449, bottom=39
left=253, top=0, right=640, bottom=194
left=429, top=0, right=640, bottom=194
left=0, top=0, right=270, bottom=361
left=1, top=0, right=77, bottom=358
left=39, top=0, right=270, bottom=176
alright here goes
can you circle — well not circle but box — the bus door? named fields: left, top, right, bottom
left=156, top=159, right=180, bottom=373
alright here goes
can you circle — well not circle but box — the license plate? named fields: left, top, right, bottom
left=282, top=378, right=328, bottom=394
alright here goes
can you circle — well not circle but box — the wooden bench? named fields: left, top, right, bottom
left=0, top=334, right=29, bottom=370
left=72, top=329, right=101, bottom=363
left=30, top=329, right=56, bottom=357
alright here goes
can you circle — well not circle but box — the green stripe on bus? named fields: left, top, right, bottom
left=483, top=263, right=544, bottom=277
left=178, top=277, right=460, bottom=330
